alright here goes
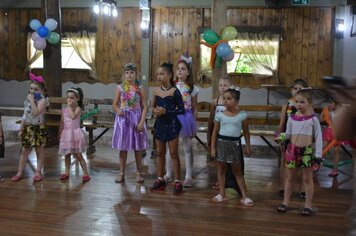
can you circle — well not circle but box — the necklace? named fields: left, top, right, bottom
left=161, top=85, right=172, bottom=92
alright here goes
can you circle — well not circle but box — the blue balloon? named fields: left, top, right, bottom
left=29, top=19, right=41, bottom=31
left=37, top=26, right=49, bottom=38
left=216, top=42, right=233, bottom=58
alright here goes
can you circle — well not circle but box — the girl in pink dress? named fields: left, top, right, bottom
left=58, top=87, right=90, bottom=182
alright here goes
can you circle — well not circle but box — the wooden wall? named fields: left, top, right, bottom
left=0, top=7, right=334, bottom=88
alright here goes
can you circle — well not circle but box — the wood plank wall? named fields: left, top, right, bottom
left=0, top=7, right=333, bottom=88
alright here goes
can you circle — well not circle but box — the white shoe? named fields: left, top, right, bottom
left=164, top=175, right=173, bottom=183
left=183, top=178, right=193, bottom=187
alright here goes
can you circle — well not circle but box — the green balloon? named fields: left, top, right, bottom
left=47, top=32, right=60, bottom=44
left=221, top=26, right=237, bottom=41
left=203, top=29, right=219, bottom=45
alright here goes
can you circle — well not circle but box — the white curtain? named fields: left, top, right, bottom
left=26, top=33, right=43, bottom=69
left=237, top=31, right=280, bottom=84
left=65, top=31, right=97, bottom=79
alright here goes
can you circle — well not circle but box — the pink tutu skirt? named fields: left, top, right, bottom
left=177, top=110, right=197, bottom=138
left=59, top=128, right=87, bottom=155
left=112, top=109, right=148, bottom=151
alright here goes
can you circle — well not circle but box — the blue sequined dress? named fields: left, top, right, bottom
left=154, top=89, right=185, bottom=142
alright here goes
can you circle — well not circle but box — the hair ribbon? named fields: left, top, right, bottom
left=29, top=72, right=44, bottom=83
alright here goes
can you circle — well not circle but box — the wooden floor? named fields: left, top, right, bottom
left=0, top=144, right=353, bottom=236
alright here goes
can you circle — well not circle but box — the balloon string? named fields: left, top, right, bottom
left=200, top=39, right=227, bottom=68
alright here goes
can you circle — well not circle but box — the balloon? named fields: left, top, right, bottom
left=216, top=42, right=233, bottom=58
left=34, top=38, right=47, bottom=50
left=45, top=18, right=58, bottom=31
left=29, top=19, right=41, bottom=31
left=37, top=26, right=49, bottom=38
left=47, top=32, right=60, bottom=44
left=222, top=51, right=235, bottom=61
left=31, top=32, right=41, bottom=41
left=221, top=26, right=237, bottom=41
left=203, top=29, right=219, bottom=45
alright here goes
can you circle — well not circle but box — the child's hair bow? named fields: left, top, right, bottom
left=29, top=72, right=44, bottom=83
left=229, top=86, right=240, bottom=91
left=178, top=51, right=193, bottom=66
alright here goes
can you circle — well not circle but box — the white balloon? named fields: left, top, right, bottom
left=44, top=18, right=58, bottom=31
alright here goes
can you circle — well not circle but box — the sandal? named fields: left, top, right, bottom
left=33, top=172, right=43, bottom=182
left=136, top=172, right=144, bottom=184
left=301, top=207, right=313, bottom=216
left=115, top=173, right=125, bottom=183
left=212, top=194, right=229, bottom=203
left=11, top=171, right=23, bottom=182
left=240, top=197, right=254, bottom=207
left=59, top=174, right=69, bottom=181
left=277, top=204, right=288, bottom=213
left=82, top=175, right=91, bottom=183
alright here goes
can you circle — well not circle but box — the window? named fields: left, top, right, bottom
left=200, top=32, right=280, bottom=77
left=29, top=37, right=91, bottom=69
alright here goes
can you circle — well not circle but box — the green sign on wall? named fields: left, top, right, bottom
left=293, top=0, right=310, bottom=5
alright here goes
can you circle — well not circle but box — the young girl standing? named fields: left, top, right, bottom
left=277, top=79, right=308, bottom=197
left=277, top=89, right=323, bottom=216
left=12, top=73, right=49, bottom=182
left=112, top=63, right=148, bottom=184
left=58, top=87, right=90, bottom=182
left=151, top=62, right=185, bottom=195
left=164, top=54, right=199, bottom=187
left=211, top=88, right=254, bottom=206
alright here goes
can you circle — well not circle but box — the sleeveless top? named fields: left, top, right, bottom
left=22, top=96, right=46, bottom=125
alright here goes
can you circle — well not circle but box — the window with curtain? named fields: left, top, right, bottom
left=29, top=37, right=91, bottom=70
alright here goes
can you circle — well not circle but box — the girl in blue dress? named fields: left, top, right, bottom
left=151, top=62, right=185, bottom=195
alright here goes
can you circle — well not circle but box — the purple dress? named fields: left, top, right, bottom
left=112, top=84, right=148, bottom=151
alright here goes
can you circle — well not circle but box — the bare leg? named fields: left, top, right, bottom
left=34, top=146, right=44, bottom=177
left=134, top=151, right=143, bottom=173
left=168, top=137, right=180, bottom=181
left=217, top=162, right=227, bottom=197
left=63, top=154, right=71, bottom=175
left=155, top=139, right=167, bottom=178
left=14, top=147, right=31, bottom=177
left=75, top=153, right=89, bottom=176
left=231, top=163, right=248, bottom=199
left=302, top=167, right=314, bottom=209
left=279, top=148, right=286, bottom=191
left=119, top=151, right=128, bottom=175
left=283, top=168, right=297, bottom=206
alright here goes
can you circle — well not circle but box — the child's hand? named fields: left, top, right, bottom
left=27, top=94, right=34, bottom=102
left=136, top=122, right=144, bottom=132
left=210, top=148, right=216, bottom=158
left=117, top=109, right=124, bottom=116
left=244, top=146, right=252, bottom=156
left=153, top=107, right=165, bottom=117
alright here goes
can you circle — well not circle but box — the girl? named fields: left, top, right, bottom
left=58, top=87, right=90, bottom=182
left=276, top=89, right=323, bottom=216
left=320, top=99, right=347, bottom=177
left=151, top=62, right=185, bottom=195
left=0, top=113, right=4, bottom=182
left=210, top=88, right=253, bottom=206
left=277, top=79, right=308, bottom=197
left=208, top=77, right=232, bottom=190
left=11, top=73, right=49, bottom=182
left=164, top=53, right=199, bottom=187
left=112, top=63, right=148, bottom=184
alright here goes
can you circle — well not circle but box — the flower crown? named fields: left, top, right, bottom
left=229, top=85, right=240, bottom=91
left=29, top=72, right=44, bottom=83
left=178, top=51, right=192, bottom=66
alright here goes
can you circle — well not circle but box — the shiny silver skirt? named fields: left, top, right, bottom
left=216, top=134, right=243, bottom=164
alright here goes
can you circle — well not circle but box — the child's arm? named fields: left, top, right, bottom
left=137, top=87, right=148, bottom=132
left=210, top=120, right=220, bottom=158
left=207, top=98, right=217, bottom=147
left=242, top=119, right=251, bottom=156
left=313, top=117, right=323, bottom=158
left=159, top=89, right=185, bottom=115
left=112, top=86, right=123, bottom=115
left=67, top=107, right=81, bottom=120
left=278, top=104, right=288, bottom=133
left=28, top=95, right=47, bottom=116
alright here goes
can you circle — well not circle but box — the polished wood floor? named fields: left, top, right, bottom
left=0, top=144, right=353, bottom=236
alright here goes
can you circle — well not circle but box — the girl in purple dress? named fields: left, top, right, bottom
left=112, top=63, right=148, bottom=184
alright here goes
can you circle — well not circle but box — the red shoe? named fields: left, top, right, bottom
left=11, top=175, right=22, bottom=182
left=82, top=175, right=91, bottom=182
left=33, top=175, right=43, bottom=182
left=59, top=174, right=69, bottom=180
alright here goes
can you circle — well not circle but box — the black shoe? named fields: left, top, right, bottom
left=173, top=181, right=183, bottom=195
left=151, top=179, right=167, bottom=191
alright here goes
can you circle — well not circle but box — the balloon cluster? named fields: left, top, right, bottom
left=201, top=26, right=238, bottom=68
left=30, top=18, right=60, bottom=50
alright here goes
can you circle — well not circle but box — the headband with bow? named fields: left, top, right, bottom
left=229, top=86, right=240, bottom=91
left=29, top=72, right=44, bottom=83
left=178, top=51, right=193, bottom=66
